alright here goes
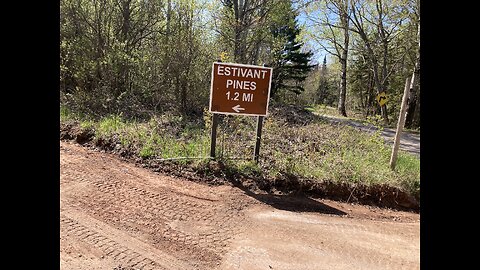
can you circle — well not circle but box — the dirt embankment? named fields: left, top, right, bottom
left=60, top=121, right=419, bottom=212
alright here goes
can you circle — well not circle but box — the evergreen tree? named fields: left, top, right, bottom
left=317, top=56, right=328, bottom=104
left=270, top=15, right=315, bottom=99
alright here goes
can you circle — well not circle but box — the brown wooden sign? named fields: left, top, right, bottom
left=209, top=62, right=273, bottom=116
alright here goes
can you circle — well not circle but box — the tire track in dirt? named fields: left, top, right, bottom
left=61, top=141, right=255, bottom=269
left=91, top=180, right=243, bottom=250
left=61, top=210, right=189, bottom=270
left=63, top=161, right=248, bottom=252
left=61, top=141, right=419, bottom=270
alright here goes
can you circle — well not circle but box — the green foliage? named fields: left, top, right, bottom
left=203, top=108, right=212, bottom=130
left=237, top=161, right=262, bottom=176
left=61, top=104, right=420, bottom=198
left=365, top=115, right=385, bottom=129
left=300, top=56, right=344, bottom=108
left=257, top=111, right=419, bottom=195
left=60, top=0, right=213, bottom=118
left=300, top=0, right=420, bottom=128
left=97, top=115, right=126, bottom=138
left=59, top=0, right=421, bottom=204
left=270, top=13, right=315, bottom=98
left=60, top=105, right=73, bottom=122
left=80, top=120, right=95, bottom=130
left=139, top=143, right=156, bottom=159
left=60, top=0, right=420, bottom=130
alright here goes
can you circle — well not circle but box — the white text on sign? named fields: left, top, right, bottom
left=226, top=91, right=254, bottom=102
left=226, top=80, right=256, bottom=90
left=217, top=66, right=269, bottom=79
left=209, top=62, right=272, bottom=116
left=218, top=65, right=268, bottom=92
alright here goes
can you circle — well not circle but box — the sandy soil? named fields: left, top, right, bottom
left=60, top=141, right=420, bottom=270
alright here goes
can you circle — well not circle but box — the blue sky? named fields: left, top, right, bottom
left=298, top=13, right=327, bottom=65
left=199, top=0, right=331, bottom=66
left=295, top=2, right=332, bottom=66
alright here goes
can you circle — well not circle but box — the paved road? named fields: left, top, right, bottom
left=60, top=141, right=420, bottom=270
left=316, top=114, right=420, bottom=157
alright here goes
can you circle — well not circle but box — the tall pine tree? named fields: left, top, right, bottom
left=270, top=11, right=315, bottom=99
left=317, top=56, right=328, bottom=104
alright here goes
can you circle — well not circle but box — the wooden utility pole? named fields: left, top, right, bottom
left=390, top=77, right=411, bottom=170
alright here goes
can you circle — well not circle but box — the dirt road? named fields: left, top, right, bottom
left=60, top=141, right=420, bottom=270
left=316, top=114, right=420, bottom=156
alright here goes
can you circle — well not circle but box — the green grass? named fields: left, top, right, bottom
left=307, top=104, right=365, bottom=121
left=303, top=104, right=420, bottom=195
left=60, top=106, right=71, bottom=122
left=97, top=115, right=126, bottom=137
left=139, top=142, right=155, bottom=158
left=67, top=112, right=212, bottom=161
left=258, top=117, right=419, bottom=195
left=306, top=104, right=342, bottom=117
left=60, top=106, right=420, bottom=197
left=60, top=104, right=92, bottom=123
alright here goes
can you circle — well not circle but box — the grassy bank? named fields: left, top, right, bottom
left=60, top=105, right=420, bottom=209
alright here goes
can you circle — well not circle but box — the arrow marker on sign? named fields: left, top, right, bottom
left=232, top=104, right=245, bottom=113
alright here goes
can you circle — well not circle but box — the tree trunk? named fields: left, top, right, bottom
left=337, top=0, right=350, bottom=117
left=405, top=22, right=420, bottom=129
left=404, top=66, right=419, bottom=128
left=380, top=25, right=390, bottom=125
left=166, top=0, right=171, bottom=37
left=232, top=0, right=246, bottom=63
left=117, top=0, right=133, bottom=98
left=338, top=57, right=348, bottom=116
left=371, top=55, right=389, bottom=125
left=358, top=29, right=389, bottom=125
left=412, top=86, right=420, bottom=127
left=350, top=0, right=390, bottom=125
left=234, top=27, right=243, bottom=62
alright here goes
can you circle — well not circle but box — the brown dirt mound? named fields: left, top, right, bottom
left=231, top=174, right=419, bottom=211
left=60, top=122, right=95, bottom=145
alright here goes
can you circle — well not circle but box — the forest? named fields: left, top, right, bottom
left=60, top=0, right=420, bottom=129
left=60, top=0, right=420, bottom=209
left=59, top=5, right=421, bottom=267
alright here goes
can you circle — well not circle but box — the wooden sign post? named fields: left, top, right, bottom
left=209, top=62, right=273, bottom=161
left=209, top=113, right=219, bottom=158
left=389, top=77, right=411, bottom=170
left=254, top=116, right=264, bottom=163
